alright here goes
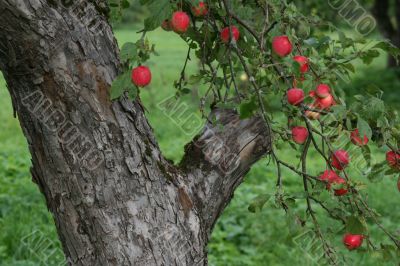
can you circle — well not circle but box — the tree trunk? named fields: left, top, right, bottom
left=372, top=0, right=400, bottom=68
left=0, top=1, right=271, bottom=265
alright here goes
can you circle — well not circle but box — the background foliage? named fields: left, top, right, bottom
left=1, top=0, right=400, bottom=265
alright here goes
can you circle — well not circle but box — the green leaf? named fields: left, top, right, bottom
left=216, top=46, right=228, bottom=64
left=338, top=31, right=352, bottom=48
left=180, top=88, right=191, bottom=94
left=142, top=0, right=173, bottom=31
left=361, top=145, right=372, bottom=170
left=384, top=168, right=399, bottom=176
left=285, top=197, right=296, bottom=208
left=366, top=161, right=386, bottom=182
left=291, top=60, right=301, bottom=77
left=342, top=63, right=355, bottom=73
left=373, top=41, right=400, bottom=63
left=331, top=105, right=347, bottom=120
left=285, top=210, right=300, bottom=234
left=377, top=117, right=389, bottom=128
left=120, top=42, right=138, bottom=63
left=360, top=49, right=380, bottom=65
left=365, top=97, right=385, bottom=120
left=248, top=194, right=271, bottom=213
left=188, top=74, right=203, bottom=85
left=110, top=71, right=137, bottom=100
left=303, top=37, right=319, bottom=48
left=345, top=216, right=367, bottom=235
left=365, top=84, right=383, bottom=95
left=354, top=94, right=365, bottom=102
left=239, top=97, right=257, bottom=119
left=357, top=117, right=372, bottom=140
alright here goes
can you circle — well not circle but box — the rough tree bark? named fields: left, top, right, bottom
left=372, top=0, right=400, bottom=68
left=0, top=0, right=271, bottom=265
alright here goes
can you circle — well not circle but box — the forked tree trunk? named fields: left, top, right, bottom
left=0, top=1, right=271, bottom=265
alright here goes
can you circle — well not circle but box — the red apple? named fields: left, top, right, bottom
left=171, top=11, right=190, bottom=33
left=319, top=170, right=339, bottom=182
left=131, top=66, right=152, bottom=87
left=292, top=126, right=309, bottom=144
left=316, top=94, right=335, bottom=109
left=386, top=150, right=400, bottom=170
left=220, top=26, right=240, bottom=44
left=319, top=170, right=347, bottom=195
left=287, top=88, right=304, bottom=106
left=331, top=177, right=348, bottom=196
left=272, top=36, right=292, bottom=57
left=319, top=170, right=339, bottom=188
left=343, top=234, right=363, bottom=250
left=350, top=129, right=369, bottom=146
left=315, top=84, right=331, bottom=98
left=192, top=2, right=208, bottom=17
left=293, top=55, right=309, bottom=73
left=331, top=150, right=350, bottom=170
left=161, top=20, right=172, bottom=31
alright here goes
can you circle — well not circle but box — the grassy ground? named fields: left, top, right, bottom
left=0, top=28, right=399, bottom=265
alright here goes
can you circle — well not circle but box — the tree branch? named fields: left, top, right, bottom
left=180, top=108, right=272, bottom=232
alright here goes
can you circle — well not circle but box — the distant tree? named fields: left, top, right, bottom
left=371, top=0, right=400, bottom=67
left=296, top=0, right=400, bottom=68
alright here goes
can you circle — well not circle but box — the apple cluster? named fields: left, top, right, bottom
left=272, top=36, right=379, bottom=250
left=161, top=3, right=241, bottom=45
left=273, top=36, right=335, bottom=115
left=131, top=2, right=240, bottom=89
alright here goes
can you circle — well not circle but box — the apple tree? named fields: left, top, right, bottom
left=0, top=0, right=399, bottom=265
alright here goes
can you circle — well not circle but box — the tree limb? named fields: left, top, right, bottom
left=180, top=108, right=271, bottom=232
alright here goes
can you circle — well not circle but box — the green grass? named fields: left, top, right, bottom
left=0, top=28, right=399, bottom=265
left=114, top=29, right=202, bottom=161
left=0, top=73, right=63, bottom=265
